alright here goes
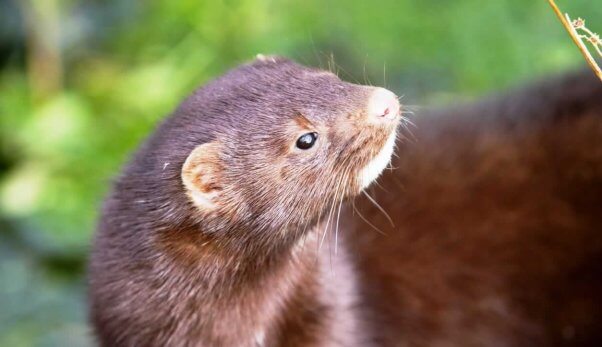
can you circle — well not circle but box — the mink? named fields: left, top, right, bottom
left=90, top=55, right=602, bottom=346
left=89, top=56, right=401, bottom=347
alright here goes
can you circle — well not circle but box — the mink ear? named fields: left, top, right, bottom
left=255, top=53, right=287, bottom=64
left=181, top=142, right=223, bottom=212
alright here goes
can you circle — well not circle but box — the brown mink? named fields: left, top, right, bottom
left=89, top=56, right=402, bottom=346
left=90, top=55, right=602, bottom=346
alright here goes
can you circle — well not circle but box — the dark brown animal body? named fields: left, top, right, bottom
left=350, top=70, right=602, bottom=346
left=89, top=55, right=602, bottom=347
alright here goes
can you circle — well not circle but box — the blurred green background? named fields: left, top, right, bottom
left=0, top=0, right=600, bottom=345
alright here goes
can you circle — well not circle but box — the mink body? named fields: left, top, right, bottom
left=350, top=69, right=602, bottom=346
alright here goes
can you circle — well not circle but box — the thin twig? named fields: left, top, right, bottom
left=547, top=0, right=602, bottom=82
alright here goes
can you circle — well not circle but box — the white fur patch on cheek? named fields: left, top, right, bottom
left=358, top=130, right=397, bottom=189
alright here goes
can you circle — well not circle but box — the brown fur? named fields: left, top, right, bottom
left=89, top=57, right=396, bottom=346
left=348, top=69, right=602, bottom=346
left=89, top=56, right=602, bottom=346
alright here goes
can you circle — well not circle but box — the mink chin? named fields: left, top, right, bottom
left=89, top=56, right=402, bottom=346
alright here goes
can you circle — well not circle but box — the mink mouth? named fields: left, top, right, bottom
left=325, top=122, right=399, bottom=204
left=358, top=127, right=398, bottom=190
left=304, top=125, right=398, bottom=238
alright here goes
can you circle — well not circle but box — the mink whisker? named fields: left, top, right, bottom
left=334, top=168, right=350, bottom=256
left=362, top=190, right=395, bottom=228
left=352, top=200, right=387, bottom=236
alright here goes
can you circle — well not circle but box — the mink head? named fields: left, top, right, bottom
left=137, top=56, right=401, bottom=246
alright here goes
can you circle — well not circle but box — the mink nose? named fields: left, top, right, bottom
left=367, top=88, right=400, bottom=122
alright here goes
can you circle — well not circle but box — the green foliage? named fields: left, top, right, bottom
left=0, top=0, right=599, bottom=345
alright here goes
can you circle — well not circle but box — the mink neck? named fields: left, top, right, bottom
left=156, top=220, right=327, bottom=345
left=160, top=218, right=321, bottom=282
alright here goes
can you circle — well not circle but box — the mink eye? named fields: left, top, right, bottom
left=296, top=132, right=318, bottom=150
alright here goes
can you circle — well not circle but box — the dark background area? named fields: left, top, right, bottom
left=0, top=0, right=600, bottom=345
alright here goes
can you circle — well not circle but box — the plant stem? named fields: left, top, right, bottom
left=548, top=0, right=602, bottom=82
